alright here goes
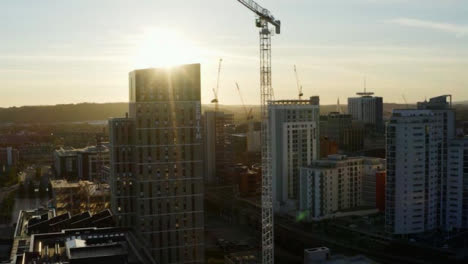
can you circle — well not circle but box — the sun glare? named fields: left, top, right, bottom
left=133, top=28, right=202, bottom=69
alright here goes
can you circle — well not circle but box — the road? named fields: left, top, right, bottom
left=0, top=184, right=18, bottom=204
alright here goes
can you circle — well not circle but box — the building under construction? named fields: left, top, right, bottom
left=50, top=179, right=110, bottom=215
left=203, top=111, right=235, bottom=184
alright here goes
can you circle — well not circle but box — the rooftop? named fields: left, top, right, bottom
left=225, top=250, right=260, bottom=264
left=10, top=209, right=56, bottom=261
left=305, top=155, right=384, bottom=169
left=270, top=96, right=320, bottom=106
left=50, top=179, right=110, bottom=196
left=22, top=227, right=154, bottom=264
left=9, top=209, right=139, bottom=264
left=54, top=144, right=109, bottom=157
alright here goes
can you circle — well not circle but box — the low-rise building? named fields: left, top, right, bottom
left=9, top=208, right=155, bottom=264
left=18, top=143, right=55, bottom=163
left=304, top=247, right=376, bottom=264
left=299, top=155, right=385, bottom=221
left=54, top=147, right=79, bottom=179
left=225, top=251, right=259, bottom=264
left=54, top=145, right=109, bottom=180
left=0, top=147, right=19, bottom=167
left=50, top=179, right=110, bottom=215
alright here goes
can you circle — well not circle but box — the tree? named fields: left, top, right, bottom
left=35, top=167, right=41, bottom=181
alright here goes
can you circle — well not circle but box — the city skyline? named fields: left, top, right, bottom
left=2, top=1, right=468, bottom=263
left=1, top=0, right=468, bottom=107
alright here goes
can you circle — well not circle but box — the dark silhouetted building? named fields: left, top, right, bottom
left=54, top=145, right=109, bottom=180
left=109, top=64, right=204, bottom=263
left=203, top=111, right=234, bottom=184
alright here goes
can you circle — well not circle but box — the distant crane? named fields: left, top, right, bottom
left=337, top=97, right=343, bottom=114
left=211, top=58, right=223, bottom=112
left=235, top=82, right=253, bottom=120
left=236, top=0, right=280, bottom=263
left=402, top=94, right=409, bottom=108
left=294, top=65, right=303, bottom=100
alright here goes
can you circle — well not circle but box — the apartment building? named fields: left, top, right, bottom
left=299, top=155, right=384, bottom=221
left=269, top=97, right=320, bottom=213
left=385, top=95, right=456, bottom=234
left=109, top=64, right=204, bottom=263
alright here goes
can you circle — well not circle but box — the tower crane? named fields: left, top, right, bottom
left=236, top=1, right=280, bottom=263
left=294, top=65, right=303, bottom=100
left=211, top=58, right=223, bottom=112
left=235, top=82, right=253, bottom=120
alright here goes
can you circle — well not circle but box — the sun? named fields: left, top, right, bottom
left=133, top=28, right=202, bottom=68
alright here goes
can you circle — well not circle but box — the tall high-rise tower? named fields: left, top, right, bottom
left=109, top=64, right=204, bottom=263
left=385, top=95, right=455, bottom=234
left=269, top=97, right=320, bottom=213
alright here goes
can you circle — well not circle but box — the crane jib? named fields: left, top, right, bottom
left=237, top=0, right=281, bottom=34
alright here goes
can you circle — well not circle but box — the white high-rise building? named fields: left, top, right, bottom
left=385, top=95, right=456, bottom=234
left=269, top=97, right=320, bottom=213
left=447, top=138, right=468, bottom=230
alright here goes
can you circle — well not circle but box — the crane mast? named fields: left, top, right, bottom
left=237, top=1, right=280, bottom=263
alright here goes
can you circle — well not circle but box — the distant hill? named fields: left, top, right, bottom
left=0, top=102, right=414, bottom=124
left=454, top=101, right=468, bottom=105
left=0, top=103, right=128, bottom=124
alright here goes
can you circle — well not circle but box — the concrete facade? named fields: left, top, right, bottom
left=299, top=155, right=384, bottom=221
left=269, top=98, right=320, bottom=213
left=385, top=95, right=456, bottom=234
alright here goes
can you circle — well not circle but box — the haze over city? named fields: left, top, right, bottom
left=3, top=1, right=468, bottom=264
left=1, top=0, right=468, bottom=107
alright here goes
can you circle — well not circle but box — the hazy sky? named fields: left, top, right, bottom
left=1, top=0, right=467, bottom=107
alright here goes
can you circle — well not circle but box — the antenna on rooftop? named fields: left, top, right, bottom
left=364, top=77, right=366, bottom=93
left=357, top=76, right=373, bottom=97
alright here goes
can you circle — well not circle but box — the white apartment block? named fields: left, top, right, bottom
left=299, top=155, right=384, bottom=221
left=447, top=138, right=468, bottom=230
left=386, top=95, right=457, bottom=235
left=269, top=97, right=320, bottom=213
